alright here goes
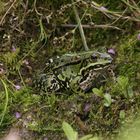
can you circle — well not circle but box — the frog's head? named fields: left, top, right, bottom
left=91, top=52, right=113, bottom=63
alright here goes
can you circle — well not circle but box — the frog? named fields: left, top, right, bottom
left=34, top=51, right=113, bottom=93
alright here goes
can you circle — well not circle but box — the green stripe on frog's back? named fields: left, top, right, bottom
left=63, top=51, right=96, bottom=57
left=52, top=51, right=112, bottom=70
left=52, top=51, right=95, bottom=70
left=61, top=51, right=112, bottom=63
left=79, top=60, right=111, bottom=75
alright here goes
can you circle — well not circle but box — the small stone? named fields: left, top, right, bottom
left=4, top=128, right=21, bottom=140
left=23, top=59, right=29, bottom=65
left=0, top=68, right=4, bottom=75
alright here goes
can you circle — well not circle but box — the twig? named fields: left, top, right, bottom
left=87, top=0, right=140, bottom=22
left=71, top=0, right=89, bottom=51
left=49, top=23, right=122, bottom=30
left=110, top=8, right=128, bottom=25
left=0, top=0, right=17, bottom=25
left=34, top=0, right=42, bottom=16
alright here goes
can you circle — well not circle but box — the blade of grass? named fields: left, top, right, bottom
left=71, top=0, right=89, bottom=51
left=0, top=79, right=9, bottom=126
left=72, top=8, right=88, bottom=49
left=0, top=0, right=16, bottom=25
left=121, top=0, right=140, bottom=12
left=18, top=68, right=26, bottom=88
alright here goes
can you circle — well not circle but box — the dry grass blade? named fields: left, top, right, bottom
left=71, top=0, right=89, bottom=51
left=0, top=0, right=17, bottom=25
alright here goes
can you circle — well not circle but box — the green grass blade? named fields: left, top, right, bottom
left=0, top=79, right=9, bottom=126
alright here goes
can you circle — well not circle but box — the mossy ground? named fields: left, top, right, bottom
left=0, top=0, right=140, bottom=139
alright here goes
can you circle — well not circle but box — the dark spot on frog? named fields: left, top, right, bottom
left=50, top=79, right=56, bottom=84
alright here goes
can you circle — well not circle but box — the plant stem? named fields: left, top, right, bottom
left=72, top=0, right=89, bottom=51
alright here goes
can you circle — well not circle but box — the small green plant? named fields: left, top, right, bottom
left=62, top=121, right=99, bottom=140
left=116, top=76, right=133, bottom=98
left=38, top=18, right=48, bottom=44
left=92, top=87, right=112, bottom=107
left=119, top=110, right=125, bottom=121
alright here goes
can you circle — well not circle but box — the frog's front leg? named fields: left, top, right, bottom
left=68, top=75, right=82, bottom=93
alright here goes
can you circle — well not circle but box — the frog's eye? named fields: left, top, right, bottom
left=91, top=53, right=98, bottom=59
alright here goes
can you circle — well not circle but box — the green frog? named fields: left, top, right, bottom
left=35, top=51, right=113, bottom=93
